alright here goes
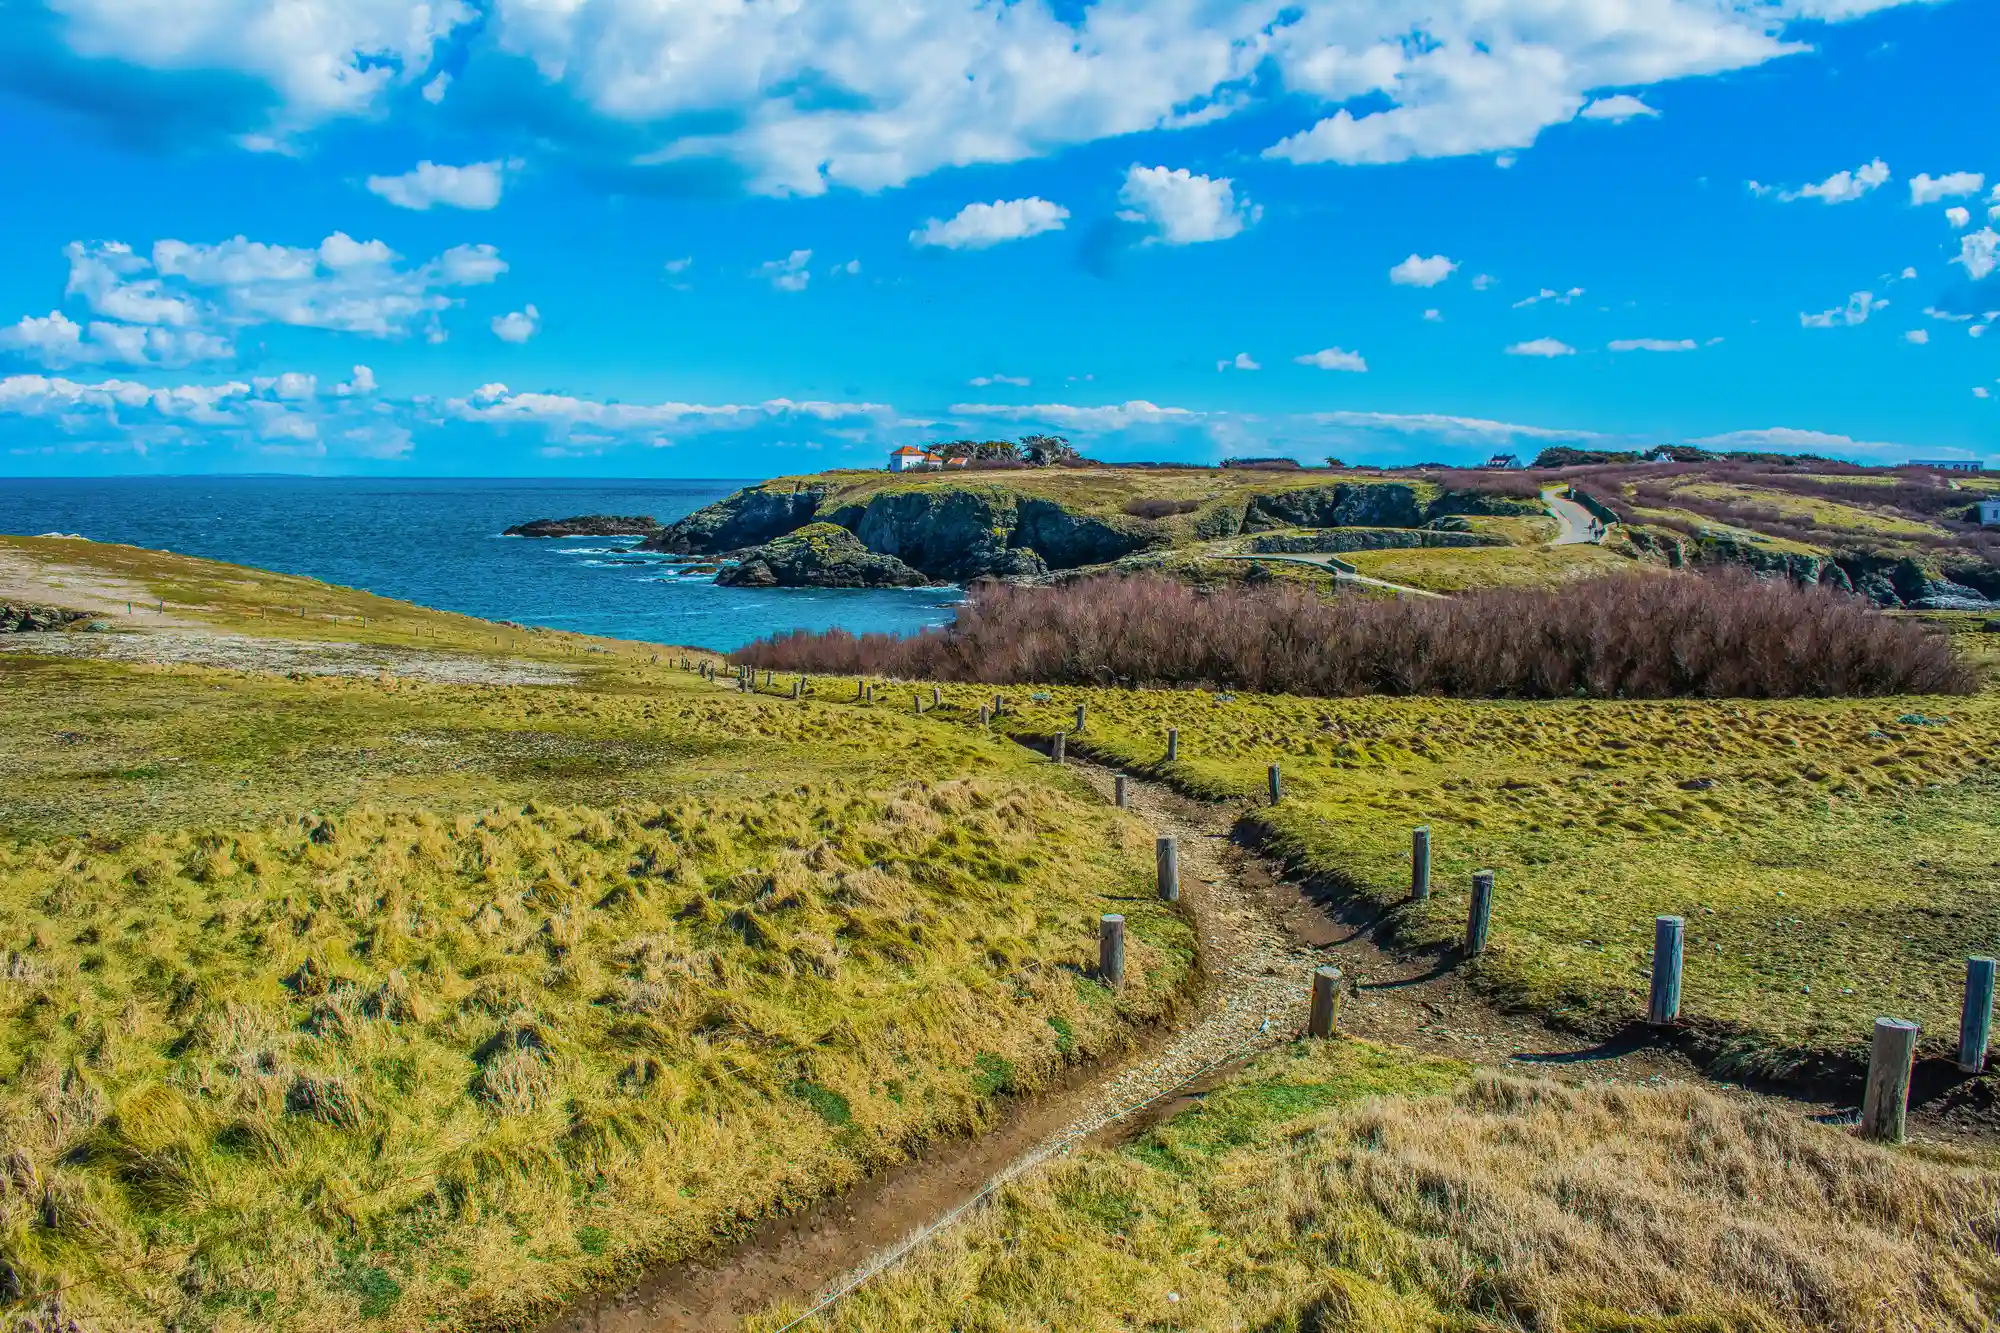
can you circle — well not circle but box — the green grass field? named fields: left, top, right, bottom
left=0, top=580, right=1194, bottom=1331
left=941, top=677, right=2000, bottom=1076
left=1344, top=541, right=1640, bottom=592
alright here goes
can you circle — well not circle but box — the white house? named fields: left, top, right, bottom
left=1979, top=499, right=2000, bottom=526
left=888, top=446, right=939, bottom=473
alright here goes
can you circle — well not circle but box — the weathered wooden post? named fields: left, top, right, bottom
left=1075, top=702, right=1087, bottom=733
left=1267, top=763, right=1283, bottom=805
left=933, top=686, right=942, bottom=709
left=1052, top=732, right=1066, bottom=765
left=1648, top=916, right=1684, bottom=1027
left=792, top=677, right=802, bottom=700
left=1861, top=1017, right=1921, bottom=1142
left=1156, top=837, right=1180, bottom=902
left=978, top=705, right=990, bottom=727
left=1411, top=827, right=1431, bottom=902
left=1166, top=728, right=1179, bottom=762
left=1465, top=871, right=1495, bottom=958
left=1114, top=774, right=1129, bottom=809
left=856, top=679, right=865, bottom=701
left=1099, top=914, right=1126, bottom=988
left=914, top=692, right=922, bottom=713
left=765, top=670, right=773, bottom=687
left=865, top=683, right=874, bottom=703
left=1960, top=957, right=1996, bottom=1074
left=1309, top=965, right=1343, bottom=1038
left=992, top=693, right=1003, bottom=717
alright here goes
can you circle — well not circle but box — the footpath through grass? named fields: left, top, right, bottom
left=0, top=624, right=1192, bottom=1331
left=920, top=675, right=2000, bottom=1079
left=769, top=1038, right=2000, bottom=1332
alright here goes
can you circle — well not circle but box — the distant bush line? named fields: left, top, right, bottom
left=732, top=573, right=1973, bottom=699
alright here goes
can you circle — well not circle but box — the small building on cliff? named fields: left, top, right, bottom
left=889, top=446, right=940, bottom=472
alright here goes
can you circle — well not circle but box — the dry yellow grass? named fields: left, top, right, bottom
left=773, top=1040, right=2000, bottom=1332
left=1344, top=541, right=1641, bottom=591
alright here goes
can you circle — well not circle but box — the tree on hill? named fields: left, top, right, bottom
left=1531, top=446, right=1643, bottom=468
left=1020, top=434, right=1079, bottom=466
left=935, top=439, right=1021, bottom=462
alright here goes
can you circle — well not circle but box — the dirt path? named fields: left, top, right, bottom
left=0, top=543, right=205, bottom=627
left=1542, top=487, right=1606, bottom=546
left=1212, top=552, right=1448, bottom=600
left=0, top=629, right=579, bottom=687
left=541, top=757, right=1744, bottom=1333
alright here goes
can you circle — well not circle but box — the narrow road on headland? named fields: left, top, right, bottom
left=1212, top=552, right=1448, bottom=599
left=1543, top=486, right=1606, bottom=545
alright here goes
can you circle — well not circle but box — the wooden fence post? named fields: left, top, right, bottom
left=1267, top=763, right=1283, bottom=806
left=1648, top=916, right=1684, bottom=1027
left=865, top=683, right=874, bottom=703
left=933, top=686, right=942, bottom=709
left=792, top=677, right=802, bottom=699
left=1156, top=837, right=1180, bottom=902
left=1075, top=702, right=1087, bottom=732
left=978, top=705, right=990, bottom=727
left=1052, top=732, right=1066, bottom=765
left=1309, top=965, right=1343, bottom=1038
left=1861, top=1017, right=1921, bottom=1143
left=992, top=693, right=1002, bottom=717
left=857, top=680, right=865, bottom=700
left=1960, top=957, right=1996, bottom=1074
left=1166, top=728, right=1179, bottom=762
left=1411, top=826, right=1431, bottom=902
left=1099, top=914, right=1126, bottom=988
left=1114, top=774, right=1129, bottom=809
left=1465, top=871, right=1495, bottom=958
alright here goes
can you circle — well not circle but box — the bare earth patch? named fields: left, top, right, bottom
left=0, top=629, right=578, bottom=686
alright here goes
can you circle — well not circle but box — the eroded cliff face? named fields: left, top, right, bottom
left=639, top=486, right=827, bottom=554
left=714, top=523, right=927, bottom=588
left=1623, top=527, right=1998, bottom=609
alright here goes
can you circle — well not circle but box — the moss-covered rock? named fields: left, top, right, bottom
left=504, top=515, right=661, bottom=538
left=715, top=523, right=928, bottom=588
left=640, top=485, right=827, bottom=554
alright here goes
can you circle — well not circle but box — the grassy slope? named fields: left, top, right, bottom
left=932, top=672, right=2000, bottom=1076
left=1344, top=542, right=1639, bottom=592
left=0, top=561, right=1194, bottom=1332
left=770, top=1039, right=2000, bottom=1332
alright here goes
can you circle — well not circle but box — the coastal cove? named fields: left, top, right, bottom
left=0, top=477, right=960, bottom=650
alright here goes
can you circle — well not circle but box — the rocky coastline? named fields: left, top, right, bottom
left=503, top=515, right=663, bottom=539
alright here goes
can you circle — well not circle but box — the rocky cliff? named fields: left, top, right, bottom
left=504, top=515, right=662, bottom=538
left=639, top=487, right=827, bottom=554
left=715, top=523, right=928, bottom=588
left=1623, top=526, right=1997, bottom=609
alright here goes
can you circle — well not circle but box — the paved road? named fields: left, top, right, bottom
left=1212, top=552, right=1448, bottom=599
left=1542, top=487, right=1606, bottom=545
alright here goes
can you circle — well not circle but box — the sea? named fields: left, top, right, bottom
left=0, top=477, right=960, bottom=651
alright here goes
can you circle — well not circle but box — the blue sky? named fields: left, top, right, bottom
left=0, top=0, right=1996, bottom=476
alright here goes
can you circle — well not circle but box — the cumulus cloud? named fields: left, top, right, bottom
left=1750, top=157, right=1890, bottom=204
left=445, top=384, right=904, bottom=449
left=1117, top=166, right=1259, bottom=245
left=1218, top=353, right=1261, bottom=371
left=1954, top=228, right=1998, bottom=282
left=1389, top=253, right=1458, bottom=287
left=1423, top=308, right=1443, bottom=322
left=1800, top=291, right=1886, bottom=328
left=1512, top=287, right=1583, bottom=308
left=1507, top=337, right=1576, bottom=357
left=491, top=304, right=540, bottom=343
left=1608, top=338, right=1697, bottom=352
left=366, top=159, right=514, bottom=211
left=1294, top=347, right=1368, bottom=372
left=1689, top=427, right=1918, bottom=464
left=1577, top=94, right=1658, bottom=122
left=948, top=400, right=1198, bottom=431
left=20, top=1, right=1939, bottom=194
left=1946, top=206, right=1971, bottom=229
left=1903, top=329, right=1928, bottom=344
left=0, top=311, right=232, bottom=369
left=969, top=374, right=1030, bottom=387
left=759, top=250, right=812, bottom=292
left=1910, top=171, right=1984, bottom=206
left=910, top=198, right=1069, bottom=250
left=0, top=370, right=412, bottom=459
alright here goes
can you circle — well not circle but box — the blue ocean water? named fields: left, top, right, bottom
left=0, top=477, right=959, bottom=651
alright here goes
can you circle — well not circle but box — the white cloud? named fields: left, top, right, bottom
left=832, top=259, right=862, bottom=276
left=1946, top=206, right=1971, bottom=229
left=1422, top=308, right=1442, bottom=322
left=1577, top=94, right=1658, bottom=122
left=948, top=400, right=1197, bottom=431
left=1901, top=266, right=1918, bottom=280
left=1117, top=166, right=1259, bottom=245
left=421, top=72, right=452, bottom=104
left=664, top=257, right=693, bottom=275
left=1751, top=157, right=1891, bottom=205
left=1294, top=347, right=1368, bottom=372
left=1507, top=338, right=1576, bottom=357
left=1903, top=328, right=1928, bottom=345
left=1954, top=228, right=1998, bottom=282
left=1512, top=287, right=1583, bottom=308
left=1303, top=409, right=1602, bottom=443
left=366, top=159, right=512, bottom=211
left=1975, top=386, right=1991, bottom=398
left=1690, top=427, right=1917, bottom=464
left=1389, top=253, right=1458, bottom=287
left=1909, top=171, right=1984, bottom=206
left=1800, top=291, right=1885, bottom=328
left=1608, top=338, right=1697, bottom=352
left=759, top=250, right=812, bottom=292
left=969, top=374, right=1031, bottom=387
left=1470, top=274, right=1496, bottom=291
left=334, top=365, right=377, bottom=396
left=910, top=198, right=1069, bottom=250
left=0, top=311, right=233, bottom=369
left=1217, top=353, right=1261, bottom=371
left=491, top=304, right=541, bottom=343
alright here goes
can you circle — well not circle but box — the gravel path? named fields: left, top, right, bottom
left=0, top=629, right=578, bottom=686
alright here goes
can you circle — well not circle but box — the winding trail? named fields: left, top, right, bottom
left=1543, top=486, right=1606, bottom=546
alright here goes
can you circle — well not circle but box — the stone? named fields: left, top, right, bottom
left=714, top=523, right=928, bottom=589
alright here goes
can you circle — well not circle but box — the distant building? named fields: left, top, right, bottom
left=888, top=446, right=943, bottom=473
left=1485, top=453, right=1521, bottom=469
left=943, top=455, right=970, bottom=468
left=1908, top=459, right=1986, bottom=473
left=1979, top=499, right=2000, bottom=526
left=1643, top=447, right=1676, bottom=463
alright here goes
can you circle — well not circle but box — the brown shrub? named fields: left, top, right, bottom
left=1121, top=498, right=1202, bottom=520
left=732, top=571, right=1973, bottom=698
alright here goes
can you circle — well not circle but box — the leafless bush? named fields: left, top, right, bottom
left=733, top=572, right=1972, bottom=698
left=1122, top=498, right=1203, bottom=520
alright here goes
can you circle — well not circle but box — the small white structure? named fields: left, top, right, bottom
left=1644, top=447, right=1676, bottom=463
left=1979, top=499, right=2000, bottom=526
left=1910, top=459, right=1986, bottom=473
left=888, top=446, right=941, bottom=473
left=1485, top=453, right=1521, bottom=469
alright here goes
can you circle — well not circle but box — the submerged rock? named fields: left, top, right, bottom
left=715, top=523, right=928, bottom=588
left=504, top=515, right=662, bottom=538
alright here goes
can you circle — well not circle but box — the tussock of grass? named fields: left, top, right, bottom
left=775, top=1040, right=2000, bottom=1332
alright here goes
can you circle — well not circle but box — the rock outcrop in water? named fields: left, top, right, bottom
left=504, top=515, right=663, bottom=538
left=715, top=524, right=929, bottom=588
